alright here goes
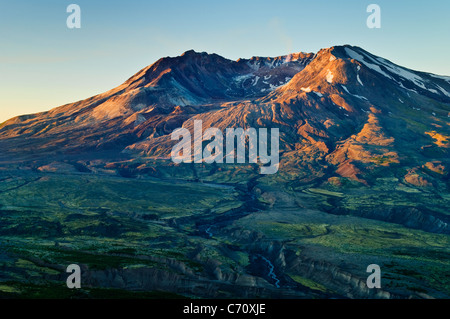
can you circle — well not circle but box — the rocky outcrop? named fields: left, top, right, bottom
left=357, top=206, right=450, bottom=234
left=285, top=254, right=393, bottom=299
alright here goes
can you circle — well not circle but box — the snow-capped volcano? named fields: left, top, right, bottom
left=0, top=45, right=449, bottom=188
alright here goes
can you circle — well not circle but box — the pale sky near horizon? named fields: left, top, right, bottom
left=0, top=0, right=449, bottom=122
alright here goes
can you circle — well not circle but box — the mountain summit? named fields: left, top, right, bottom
left=0, top=45, right=449, bottom=191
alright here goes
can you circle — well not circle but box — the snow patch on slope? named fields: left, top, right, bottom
left=429, top=74, right=450, bottom=84
left=375, top=56, right=427, bottom=90
left=345, top=48, right=393, bottom=80
left=326, top=70, right=334, bottom=84
left=314, top=92, right=323, bottom=97
left=342, top=85, right=368, bottom=101
left=341, top=85, right=350, bottom=94
left=345, top=47, right=447, bottom=97
left=436, top=85, right=450, bottom=98
left=356, top=65, right=364, bottom=86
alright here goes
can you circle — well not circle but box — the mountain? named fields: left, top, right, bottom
left=0, top=49, right=313, bottom=154
left=1, top=45, right=449, bottom=299
left=2, top=45, right=448, bottom=187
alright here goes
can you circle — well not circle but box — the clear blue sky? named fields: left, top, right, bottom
left=1, top=0, right=449, bottom=122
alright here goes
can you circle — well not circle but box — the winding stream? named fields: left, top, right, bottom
left=205, top=226, right=213, bottom=238
left=191, top=177, right=281, bottom=288
left=257, top=254, right=280, bottom=288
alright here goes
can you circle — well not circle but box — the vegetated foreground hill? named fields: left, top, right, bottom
left=0, top=45, right=449, bottom=299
